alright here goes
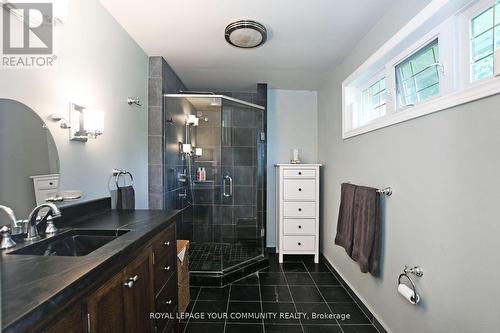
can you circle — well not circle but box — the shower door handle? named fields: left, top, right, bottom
left=223, top=175, right=233, bottom=197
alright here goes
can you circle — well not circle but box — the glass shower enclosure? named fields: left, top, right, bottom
left=164, top=94, right=266, bottom=275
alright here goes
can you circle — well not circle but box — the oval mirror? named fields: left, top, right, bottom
left=0, top=99, right=60, bottom=219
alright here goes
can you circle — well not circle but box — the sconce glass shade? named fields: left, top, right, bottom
left=84, top=109, right=104, bottom=139
left=195, top=147, right=203, bottom=156
left=182, top=144, right=192, bottom=154
left=187, top=115, right=199, bottom=126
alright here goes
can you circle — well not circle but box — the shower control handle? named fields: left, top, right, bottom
left=223, top=175, right=233, bottom=198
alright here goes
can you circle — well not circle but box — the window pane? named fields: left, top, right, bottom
left=495, top=25, right=500, bottom=48
left=472, top=29, right=494, bottom=60
left=417, top=83, right=439, bottom=101
left=396, top=39, right=439, bottom=109
left=472, top=7, right=494, bottom=37
left=495, top=2, right=500, bottom=26
left=472, top=54, right=494, bottom=80
left=415, top=66, right=439, bottom=91
left=412, top=46, right=438, bottom=73
left=358, top=77, right=387, bottom=128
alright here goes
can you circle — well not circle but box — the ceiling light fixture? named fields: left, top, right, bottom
left=225, top=20, right=267, bottom=49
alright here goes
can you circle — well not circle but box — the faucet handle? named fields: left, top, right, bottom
left=0, top=225, right=16, bottom=249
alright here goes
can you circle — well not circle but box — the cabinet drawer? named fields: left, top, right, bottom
left=35, top=178, right=59, bottom=189
left=152, top=223, right=176, bottom=295
left=283, top=219, right=316, bottom=235
left=38, top=189, right=59, bottom=201
left=284, top=179, right=316, bottom=201
left=155, top=274, right=178, bottom=332
left=283, top=235, right=315, bottom=251
left=283, top=201, right=316, bottom=218
left=283, top=169, right=316, bottom=179
left=154, top=252, right=176, bottom=296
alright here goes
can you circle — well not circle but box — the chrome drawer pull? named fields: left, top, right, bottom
left=164, top=241, right=171, bottom=246
left=164, top=300, right=172, bottom=305
left=163, top=265, right=171, bottom=271
left=123, top=275, right=138, bottom=288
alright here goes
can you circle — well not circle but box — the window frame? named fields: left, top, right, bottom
left=459, top=0, right=500, bottom=87
left=355, top=70, right=387, bottom=129
left=342, top=0, right=500, bottom=139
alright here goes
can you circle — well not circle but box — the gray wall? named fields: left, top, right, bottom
left=318, top=0, right=500, bottom=332
left=0, top=0, right=149, bottom=209
left=267, top=89, right=318, bottom=247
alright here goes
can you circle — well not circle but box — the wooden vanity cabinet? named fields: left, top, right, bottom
left=37, top=221, right=178, bottom=333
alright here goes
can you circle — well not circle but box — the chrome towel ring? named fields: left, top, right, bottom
left=112, top=168, right=134, bottom=188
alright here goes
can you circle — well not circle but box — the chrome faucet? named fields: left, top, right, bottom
left=0, top=205, right=19, bottom=228
left=26, top=203, right=62, bottom=240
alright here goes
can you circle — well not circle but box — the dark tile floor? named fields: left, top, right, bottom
left=180, top=254, right=379, bottom=333
left=189, top=242, right=262, bottom=271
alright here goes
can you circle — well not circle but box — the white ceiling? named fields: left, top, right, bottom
left=99, top=0, right=395, bottom=92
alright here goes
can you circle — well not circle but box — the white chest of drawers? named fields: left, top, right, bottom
left=275, top=164, right=321, bottom=263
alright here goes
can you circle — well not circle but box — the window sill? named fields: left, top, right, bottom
left=343, top=76, right=500, bottom=139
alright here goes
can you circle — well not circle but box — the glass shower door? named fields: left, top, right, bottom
left=220, top=98, right=265, bottom=272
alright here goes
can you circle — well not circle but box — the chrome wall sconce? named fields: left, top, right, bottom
left=50, top=114, right=71, bottom=129
left=67, top=103, right=104, bottom=142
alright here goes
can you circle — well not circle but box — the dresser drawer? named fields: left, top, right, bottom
left=283, top=201, right=316, bottom=218
left=283, top=235, right=315, bottom=251
left=284, top=219, right=316, bottom=235
left=155, top=274, right=178, bottom=332
left=284, top=179, right=316, bottom=201
left=152, top=223, right=177, bottom=295
left=283, top=169, right=316, bottom=179
left=34, top=178, right=59, bottom=190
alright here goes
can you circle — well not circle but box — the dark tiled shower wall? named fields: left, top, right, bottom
left=148, top=56, right=191, bottom=211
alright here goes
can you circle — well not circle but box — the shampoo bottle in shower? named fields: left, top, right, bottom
left=196, top=168, right=202, bottom=181
left=201, top=168, right=206, bottom=181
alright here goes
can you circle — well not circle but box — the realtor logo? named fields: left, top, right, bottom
left=2, top=2, right=53, bottom=54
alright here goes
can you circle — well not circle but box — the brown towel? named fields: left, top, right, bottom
left=334, top=183, right=357, bottom=255
left=335, top=183, right=381, bottom=276
left=116, top=185, right=135, bottom=210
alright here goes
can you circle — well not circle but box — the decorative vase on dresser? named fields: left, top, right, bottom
left=275, top=164, right=321, bottom=263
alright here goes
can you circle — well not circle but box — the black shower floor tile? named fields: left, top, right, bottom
left=295, top=302, right=334, bottom=324
left=341, top=325, right=381, bottom=333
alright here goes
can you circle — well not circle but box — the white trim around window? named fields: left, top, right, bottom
left=342, top=0, right=500, bottom=139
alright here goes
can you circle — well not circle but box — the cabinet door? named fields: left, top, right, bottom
left=86, top=272, right=125, bottom=333
left=40, top=303, right=85, bottom=333
left=123, top=248, right=154, bottom=333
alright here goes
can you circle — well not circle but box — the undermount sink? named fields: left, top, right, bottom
left=8, top=229, right=130, bottom=257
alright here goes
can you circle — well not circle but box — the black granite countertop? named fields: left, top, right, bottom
left=1, top=204, right=180, bottom=333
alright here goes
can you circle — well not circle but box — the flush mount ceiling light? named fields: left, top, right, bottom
left=225, top=20, right=267, bottom=48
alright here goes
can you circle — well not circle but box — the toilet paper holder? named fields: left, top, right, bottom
left=398, top=265, right=423, bottom=305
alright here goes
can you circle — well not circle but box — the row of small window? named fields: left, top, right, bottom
left=357, top=1, right=500, bottom=129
